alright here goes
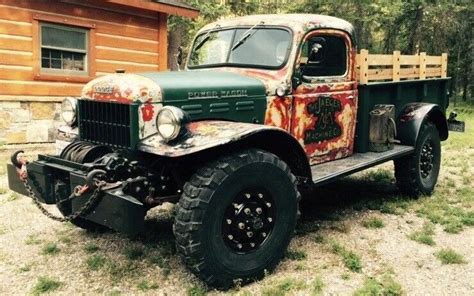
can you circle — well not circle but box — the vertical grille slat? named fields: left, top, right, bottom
left=78, top=100, right=132, bottom=148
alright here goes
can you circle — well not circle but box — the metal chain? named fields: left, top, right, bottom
left=22, top=176, right=105, bottom=222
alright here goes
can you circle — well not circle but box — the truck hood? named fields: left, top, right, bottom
left=81, top=71, right=266, bottom=104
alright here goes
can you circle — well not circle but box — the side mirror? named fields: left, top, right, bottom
left=176, top=46, right=183, bottom=70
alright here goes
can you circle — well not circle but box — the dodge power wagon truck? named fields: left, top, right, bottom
left=7, top=14, right=450, bottom=288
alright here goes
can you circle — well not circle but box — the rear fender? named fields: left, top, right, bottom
left=138, top=120, right=311, bottom=179
left=397, top=103, right=448, bottom=146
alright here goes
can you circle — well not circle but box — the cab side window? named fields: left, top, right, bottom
left=300, top=35, right=347, bottom=78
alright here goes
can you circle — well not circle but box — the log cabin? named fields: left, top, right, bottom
left=0, top=0, right=198, bottom=144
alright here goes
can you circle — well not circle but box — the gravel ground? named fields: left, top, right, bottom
left=0, top=118, right=473, bottom=295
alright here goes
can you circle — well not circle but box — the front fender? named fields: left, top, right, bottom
left=139, top=121, right=289, bottom=157
left=138, top=120, right=311, bottom=178
left=397, top=103, right=448, bottom=146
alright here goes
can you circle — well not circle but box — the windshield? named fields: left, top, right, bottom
left=188, top=27, right=292, bottom=69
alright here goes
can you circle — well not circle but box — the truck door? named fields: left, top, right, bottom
left=291, top=30, right=358, bottom=165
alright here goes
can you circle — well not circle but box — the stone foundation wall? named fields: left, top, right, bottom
left=0, top=101, right=63, bottom=145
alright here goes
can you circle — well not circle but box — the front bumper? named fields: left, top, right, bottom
left=7, top=155, right=145, bottom=235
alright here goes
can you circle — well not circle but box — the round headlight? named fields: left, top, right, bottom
left=61, top=97, right=77, bottom=126
left=156, top=106, right=189, bottom=142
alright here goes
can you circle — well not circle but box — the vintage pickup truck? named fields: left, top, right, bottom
left=8, top=14, right=451, bottom=288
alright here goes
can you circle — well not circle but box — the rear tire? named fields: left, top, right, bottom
left=173, top=149, right=300, bottom=288
left=394, top=122, right=441, bottom=196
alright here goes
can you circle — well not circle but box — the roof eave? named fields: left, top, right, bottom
left=104, top=0, right=199, bottom=18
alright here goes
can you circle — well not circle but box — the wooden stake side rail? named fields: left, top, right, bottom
left=356, top=50, right=447, bottom=84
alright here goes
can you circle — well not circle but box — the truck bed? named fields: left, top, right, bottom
left=311, top=144, right=414, bottom=186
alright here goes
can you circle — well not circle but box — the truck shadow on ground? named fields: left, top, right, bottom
left=124, top=169, right=410, bottom=247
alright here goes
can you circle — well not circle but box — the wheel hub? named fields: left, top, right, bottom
left=420, top=140, right=435, bottom=178
left=222, top=189, right=275, bottom=252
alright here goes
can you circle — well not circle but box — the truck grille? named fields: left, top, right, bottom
left=78, top=100, right=132, bottom=148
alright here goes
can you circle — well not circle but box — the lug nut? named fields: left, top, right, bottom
left=247, top=231, right=253, bottom=237
left=262, top=232, right=267, bottom=237
left=256, top=207, right=262, bottom=214
left=258, top=193, right=263, bottom=198
left=266, top=202, right=271, bottom=208
left=244, top=208, right=251, bottom=215
left=228, top=235, right=233, bottom=240
left=268, top=217, right=273, bottom=222
left=245, top=193, right=251, bottom=199
left=237, top=243, right=242, bottom=249
left=238, top=222, right=245, bottom=229
left=227, top=219, right=232, bottom=224
left=250, top=242, right=255, bottom=248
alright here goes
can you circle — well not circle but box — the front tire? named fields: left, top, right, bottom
left=173, top=149, right=300, bottom=288
left=394, top=122, right=441, bottom=196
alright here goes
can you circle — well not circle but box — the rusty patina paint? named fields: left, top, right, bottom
left=138, top=121, right=283, bottom=157
left=82, top=74, right=162, bottom=104
left=82, top=74, right=163, bottom=139
left=192, top=17, right=358, bottom=164
left=79, top=14, right=358, bottom=162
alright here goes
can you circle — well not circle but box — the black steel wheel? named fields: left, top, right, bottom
left=395, top=121, right=441, bottom=196
left=174, top=149, right=300, bottom=289
left=222, top=188, right=275, bottom=253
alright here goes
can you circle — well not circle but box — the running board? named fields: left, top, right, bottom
left=311, top=145, right=415, bottom=186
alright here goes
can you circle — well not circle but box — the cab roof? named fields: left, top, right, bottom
left=199, top=14, right=355, bottom=41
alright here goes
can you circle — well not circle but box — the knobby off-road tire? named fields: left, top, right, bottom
left=394, top=122, right=441, bottom=197
left=173, top=149, right=300, bottom=288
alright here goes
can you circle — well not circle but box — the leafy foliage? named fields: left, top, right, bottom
left=169, top=0, right=472, bottom=102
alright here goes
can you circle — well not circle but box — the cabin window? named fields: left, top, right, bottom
left=300, top=35, right=347, bottom=78
left=40, top=23, right=88, bottom=75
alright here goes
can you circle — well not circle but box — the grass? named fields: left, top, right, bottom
left=285, top=249, right=307, bottom=261
left=19, top=264, right=31, bottom=272
left=330, top=240, right=362, bottom=272
left=187, top=284, right=207, bottom=296
left=407, top=222, right=436, bottom=246
left=261, top=277, right=306, bottom=296
left=354, top=274, right=403, bottom=296
left=41, top=242, right=59, bottom=255
left=137, top=280, right=159, bottom=291
left=84, top=242, right=100, bottom=253
left=104, top=259, right=141, bottom=282
left=435, top=248, right=466, bottom=264
left=362, top=217, right=385, bottom=229
left=312, top=234, right=326, bottom=244
left=123, top=246, right=144, bottom=260
left=6, top=192, right=19, bottom=202
left=311, top=276, right=324, bottom=295
left=149, top=254, right=171, bottom=276
left=25, top=234, right=42, bottom=245
left=31, top=276, right=61, bottom=295
left=86, top=255, right=107, bottom=271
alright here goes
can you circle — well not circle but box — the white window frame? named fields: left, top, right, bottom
left=39, top=22, right=89, bottom=76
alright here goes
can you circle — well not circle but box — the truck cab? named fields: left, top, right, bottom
left=7, top=14, right=450, bottom=289
left=185, top=14, right=358, bottom=164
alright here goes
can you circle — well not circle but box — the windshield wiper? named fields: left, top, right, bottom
left=231, top=21, right=264, bottom=51
left=193, top=24, right=221, bottom=52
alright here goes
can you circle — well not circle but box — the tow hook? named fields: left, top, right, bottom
left=73, top=185, right=90, bottom=197
left=11, top=150, right=28, bottom=181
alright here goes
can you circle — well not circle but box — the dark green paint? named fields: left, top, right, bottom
left=139, top=71, right=267, bottom=124
left=355, top=78, right=450, bottom=152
